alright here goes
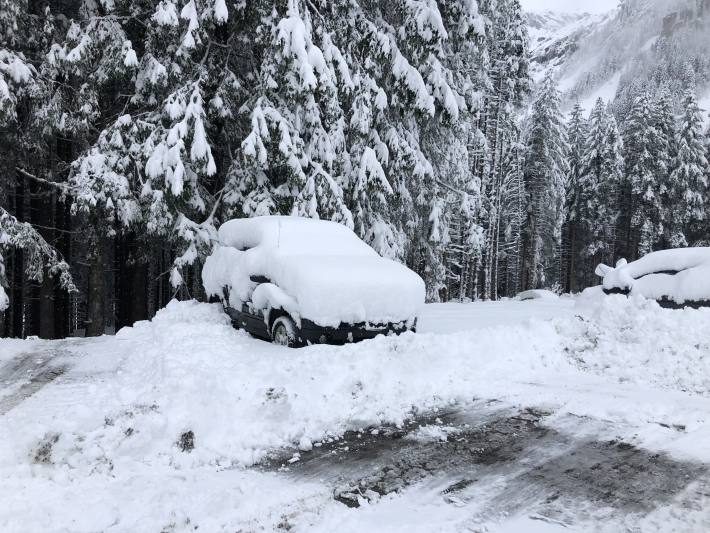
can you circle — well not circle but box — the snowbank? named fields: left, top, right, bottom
left=600, top=247, right=710, bottom=304
left=516, top=289, right=559, bottom=301
left=202, top=216, right=425, bottom=327
left=0, top=300, right=568, bottom=477
left=7, top=295, right=708, bottom=475
left=4, top=297, right=710, bottom=530
left=561, top=294, right=710, bottom=395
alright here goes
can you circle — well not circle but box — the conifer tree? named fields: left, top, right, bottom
left=521, top=75, right=569, bottom=290
left=578, top=99, right=622, bottom=276
left=667, top=91, right=709, bottom=246
left=561, top=102, right=588, bottom=292
left=0, top=209, right=76, bottom=312
left=623, top=92, right=667, bottom=257
left=476, top=0, right=530, bottom=299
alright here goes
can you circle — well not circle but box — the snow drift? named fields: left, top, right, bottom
left=4, top=296, right=710, bottom=531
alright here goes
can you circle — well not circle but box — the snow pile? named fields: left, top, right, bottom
left=599, top=247, right=710, bottom=304
left=516, top=289, right=559, bottom=301
left=0, top=300, right=568, bottom=475
left=4, top=297, right=710, bottom=530
left=563, top=295, right=710, bottom=395
left=9, top=296, right=710, bottom=478
left=202, top=216, right=425, bottom=327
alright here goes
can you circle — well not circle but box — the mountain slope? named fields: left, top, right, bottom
left=526, top=11, right=608, bottom=83
left=527, top=0, right=710, bottom=114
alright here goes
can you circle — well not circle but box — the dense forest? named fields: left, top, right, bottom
left=1, top=0, right=710, bottom=339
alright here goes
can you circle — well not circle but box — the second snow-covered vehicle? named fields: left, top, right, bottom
left=202, top=216, right=425, bottom=347
left=596, top=247, right=710, bottom=309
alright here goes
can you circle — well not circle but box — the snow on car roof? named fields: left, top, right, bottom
left=218, top=216, right=377, bottom=257
left=600, top=247, right=710, bottom=304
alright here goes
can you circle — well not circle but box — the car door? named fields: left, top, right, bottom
left=238, top=301, right=270, bottom=339
left=222, top=286, right=270, bottom=339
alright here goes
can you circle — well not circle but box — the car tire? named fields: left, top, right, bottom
left=271, top=315, right=299, bottom=348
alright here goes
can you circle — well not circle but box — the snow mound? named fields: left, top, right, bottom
left=6, top=297, right=710, bottom=532
left=599, top=247, right=710, bottom=304
left=20, top=297, right=710, bottom=478
left=202, top=216, right=425, bottom=327
left=15, top=300, right=569, bottom=472
left=560, top=295, right=710, bottom=396
left=516, top=289, right=559, bottom=301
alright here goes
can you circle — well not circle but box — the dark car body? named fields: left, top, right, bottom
left=223, top=299, right=413, bottom=346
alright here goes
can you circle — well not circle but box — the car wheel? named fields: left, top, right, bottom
left=271, top=316, right=298, bottom=348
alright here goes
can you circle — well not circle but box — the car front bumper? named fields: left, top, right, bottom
left=299, top=319, right=414, bottom=345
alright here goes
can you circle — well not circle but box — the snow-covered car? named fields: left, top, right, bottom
left=202, top=216, right=425, bottom=347
left=596, top=248, right=710, bottom=308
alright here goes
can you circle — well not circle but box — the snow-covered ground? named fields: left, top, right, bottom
left=2, top=295, right=710, bottom=531
left=418, top=296, right=575, bottom=333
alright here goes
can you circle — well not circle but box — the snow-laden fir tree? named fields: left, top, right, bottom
left=561, top=102, right=588, bottom=292
left=0, top=209, right=76, bottom=312
left=64, top=0, right=228, bottom=323
left=521, top=74, right=568, bottom=290
left=495, top=123, right=527, bottom=297
left=622, top=91, right=669, bottom=258
left=240, top=0, right=352, bottom=229
left=577, top=98, right=622, bottom=276
left=667, top=90, right=709, bottom=247
left=475, top=0, right=530, bottom=300
left=653, top=89, right=677, bottom=249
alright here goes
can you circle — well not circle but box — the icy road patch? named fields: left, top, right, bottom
left=2, top=296, right=710, bottom=531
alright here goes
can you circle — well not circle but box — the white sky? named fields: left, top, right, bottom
left=519, top=0, right=619, bottom=13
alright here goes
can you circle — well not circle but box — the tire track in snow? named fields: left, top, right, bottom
left=269, top=403, right=707, bottom=529
left=0, top=351, right=70, bottom=416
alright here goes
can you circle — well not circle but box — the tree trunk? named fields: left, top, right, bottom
left=568, top=224, right=576, bottom=293
left=86, top=231, right=107, bottom=337
left=39, top=277, right=56, bottom=339
left=11, top=249, right=23, bottom=337
left=131, top=261, right=148, bottom=324
left=38, top=191, right=56, bottom=339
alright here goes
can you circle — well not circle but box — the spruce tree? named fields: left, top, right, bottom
left=522, top=75, right=569, bottom=290
left=578, top=99, right=622, bottom=277
left=476, top=0, right=530, bottom=299
left=653, top=90, right=677, bottom=249
left=623, top=91, right=667, bottom=257
left=667, top=91, right=709, bottom=246
left=561, top=102, right=588, bottom=292
left=0, top=209, right=76, bottom=312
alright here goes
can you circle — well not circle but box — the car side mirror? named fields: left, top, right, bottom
left=249, top=275, right=270, bottom=284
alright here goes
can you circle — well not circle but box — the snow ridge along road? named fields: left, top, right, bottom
left=2, top=296, right=710, bottom=531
